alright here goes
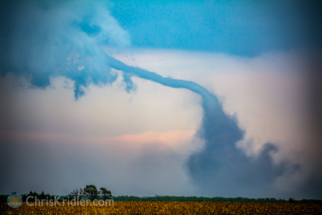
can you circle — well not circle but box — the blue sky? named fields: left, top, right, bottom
left=0, top=0, right=321, bottom=199
left=108, top=0, right=306, bottom=55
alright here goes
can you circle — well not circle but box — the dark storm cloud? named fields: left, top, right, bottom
left=187, top=107, right=293, bottom=197
left=294, top=1, right=322, bottom=199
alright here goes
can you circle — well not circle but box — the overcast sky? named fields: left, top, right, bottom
left=0, top=0, right=321, bottom=199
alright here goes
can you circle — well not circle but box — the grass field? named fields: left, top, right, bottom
left=1, top=201, right=322, bottom=214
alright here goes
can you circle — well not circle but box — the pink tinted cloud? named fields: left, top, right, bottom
left=0, top=129, right=197, bottom=150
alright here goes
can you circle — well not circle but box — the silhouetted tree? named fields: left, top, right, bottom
left=70, top=188, right=84, bottom=201
left=289, top=198, right=295, bottom=203
left=100, top=187, right=112, bottom=200
left=84, top=185, right=99, bottom=201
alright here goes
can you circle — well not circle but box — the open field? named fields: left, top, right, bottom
left=1, top=201, right=322, bottom=214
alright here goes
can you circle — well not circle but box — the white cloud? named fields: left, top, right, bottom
left=0, top=71, right=202, bottom=137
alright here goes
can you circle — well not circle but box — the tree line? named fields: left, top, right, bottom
left=1, top=185, right=112, bottom=202
left=113, top=196, right=322, bottom=203
left=1, top=187, right=321, bottom=203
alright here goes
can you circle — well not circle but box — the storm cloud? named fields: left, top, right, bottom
left=0, top=1, right=321, bottom=199
left=0, top=1, right=129, bottom=99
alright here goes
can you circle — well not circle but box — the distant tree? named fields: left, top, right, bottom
left=289, top=198, right=295, bottom=203
left=100, top=187, right=112, bottom=200
left=84, top=185, right=100, bottom=201
left=24, top=191, right=54, bottom=202
left=27, top=191, right=38, bottom=200
left=70, top=188, right=84, bottom=201
left=40, top=191, right=46, bottom=200
left=31, top=191, right=38, bottom=196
